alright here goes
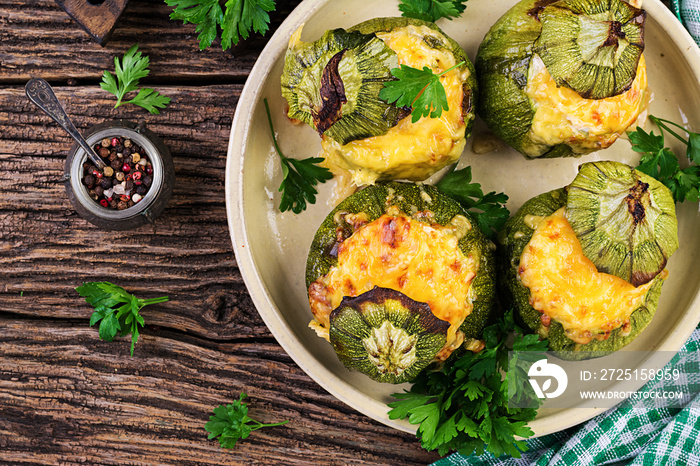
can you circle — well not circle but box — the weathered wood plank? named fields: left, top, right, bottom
left=0, top=85, right=260, bottom=341
left=0, top=319, right=440, bottom=465
left=0, top=0, right=303, bottom=83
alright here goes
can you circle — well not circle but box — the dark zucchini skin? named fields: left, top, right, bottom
left=475, top=0, right=542, bottom=158
left=348, top=17, right=479, bottom=139
left=306, top=181, right=496, bottom=341
left=497, top=188, right=664, bottom=360
left=475, top=0, right=582, bottom=159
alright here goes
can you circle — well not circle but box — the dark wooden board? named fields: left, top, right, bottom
left=0, top=85, right=249, bottom=341
left=0, top=319, right=438, bottom=465
left=0, top=72, right=441, bottom=466
left=0, top=0, right=301, bottom=83
left=55, top=0, right=131, bottom=45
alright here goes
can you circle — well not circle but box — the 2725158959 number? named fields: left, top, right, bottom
left=597, top=368, right=681, bottom=382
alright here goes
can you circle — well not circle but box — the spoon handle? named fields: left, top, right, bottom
left=25, top=78, right=105, bottom=169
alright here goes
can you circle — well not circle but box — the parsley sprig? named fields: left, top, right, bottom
left=100, top=44, right=171, bottom=115
left=77, top=282, right=169, bottom=356
left=388, top=310, right=548, bottom=458
left=436, top=165, right=509, bottom=239
left=205, top=393, right=289, bottom=449
left=380, top=61, right=465, bottom=123
left=399, top=0, right=469, bottom=22
left=165, top=0, right=276, bottom=50
left=264, top=98, right=333, bottom=214
left=166, top=0, right=470, bottom=50
left=629, top=115, right=700, bottom=203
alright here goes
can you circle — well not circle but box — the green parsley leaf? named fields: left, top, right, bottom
left=100, top=44, right=171, bottom=114
left=628, top=124, right=663, bottom=155
left=399, top=0, right=468, bottom=22
left=387, top=392, right=434, bottom=420
left=508, top=331, right=549, bottom=406
left=165, top=0, right=224, bottom=49
left=628, top=115, right=700, bottom=203
left=379, top=65, right=449, bottom=123
left=664, top=165, right=700, bottom=203
left=387, top=310, right=547, bottom=458
left=166, top=0, right=276, bottom=50
left=205, top=393, right=288, bottom=449
left=95, top=307, right=120, bottom=341
left=380, top=61, right=464, bottom=123
left=436, top=165, right=510, bottom=239
left=687, top=133, right=700, bottom=165
left=221, top=0, right=276, bottom=49
left=264, top=98, right=333, bottom=214
left=462, top=381, right=486, bottom=401
left=76, top=282, right=169, bottom=356
left=127, top=88, right=173, bottom=115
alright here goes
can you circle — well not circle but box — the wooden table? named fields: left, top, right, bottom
left=0, top=1, right=441, bottom=464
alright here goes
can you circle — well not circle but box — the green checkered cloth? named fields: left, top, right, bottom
left=672, top=0, right=700, bottom=46
left=433, top=326, right=700, bottom=466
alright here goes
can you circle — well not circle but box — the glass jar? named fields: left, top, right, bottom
left=64, top=120, right=174, bottom=230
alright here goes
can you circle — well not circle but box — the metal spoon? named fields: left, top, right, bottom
left=25, top=77, right=105, bottom=169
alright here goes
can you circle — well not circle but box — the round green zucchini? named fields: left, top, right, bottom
left=475, top=0, right=647, bottom=159
left=282, top=17, right=478, bottom=146
left=306, top=181, right=496, bottom=381
left=497, top=188, right=666, bottom=359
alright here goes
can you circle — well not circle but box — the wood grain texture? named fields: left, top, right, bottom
left=0, top=1, right=443, bottom=462
left=0, top=0, right=302, bottom=83
left=0, top=319, right=439, bottom=465
left=0, top=85, right=251, bottom=341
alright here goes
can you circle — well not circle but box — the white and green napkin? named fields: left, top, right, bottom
left=672, top=0, right=700, bottom=46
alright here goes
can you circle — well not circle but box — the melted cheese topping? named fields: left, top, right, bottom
left=321, top=25, right=468, bottom=186
left=519, top=208, right=656, bottom=344
left=308, top=213, right=478, bottom=352
left=525, top=54, right=648, bottom=158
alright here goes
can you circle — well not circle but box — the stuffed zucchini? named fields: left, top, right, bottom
left=281, top=17, right=478, bottom=185
left=498, top=161, right=677, bottom=358
left=306, top=182, right=496, bottom=383
left=476, top=0, right=648, bottom=159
